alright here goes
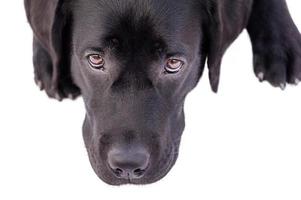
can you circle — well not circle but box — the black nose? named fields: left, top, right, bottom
left=108, top=147, right=150, bottom=179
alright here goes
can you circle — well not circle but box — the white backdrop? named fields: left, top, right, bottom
left=0, top=1, right=301, bottom=200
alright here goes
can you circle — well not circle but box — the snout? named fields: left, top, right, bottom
left=83, top=113, right=184, bottom=184
left=107, top=146, right=150, bottom=180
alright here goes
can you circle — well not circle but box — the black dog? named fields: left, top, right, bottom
left=25, top=0, right=301, bottom=185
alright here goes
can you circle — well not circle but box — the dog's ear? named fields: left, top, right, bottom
left=25, top=0, right=80, bottom=100
left=201, top=1, right=245, bottom=92
left=205, top=3, right=224, bottom=93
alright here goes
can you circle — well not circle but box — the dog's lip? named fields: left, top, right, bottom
left=148, top=146, right=179, bottom=184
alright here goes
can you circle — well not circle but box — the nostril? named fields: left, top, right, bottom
left=133, top=168, right=146, bottom=177
left=113, top=168, right=124, bottom=177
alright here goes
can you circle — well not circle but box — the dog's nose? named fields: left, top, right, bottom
left=108, top=147, right=150, bottom=179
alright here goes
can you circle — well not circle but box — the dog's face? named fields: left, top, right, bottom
left=26, top=0, right=301, bottom=186
left=70, top=0, right=203, bottom=185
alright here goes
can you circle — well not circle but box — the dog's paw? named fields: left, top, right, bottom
left=34, top=74, right=80, bottom=101
left=33, top=37, right=81, bottom=101
left=34, top=63, right=80, bottom=101
left=33, top=51, right=61, bottom=99
left=34, top=75, right=65, bottom=101
left=58, top=81, right=81, bottom=101
left=253, top=33, right=301, bottom=89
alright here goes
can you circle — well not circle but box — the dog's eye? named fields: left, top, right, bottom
left=88, top=54, right=105, bottom=70
left=165, top=59, right=184, bottom=73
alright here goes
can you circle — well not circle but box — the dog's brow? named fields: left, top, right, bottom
left=83, top=48, right=105, bottom=56
left=166, top=52, right=187, bottom=58
left=76, top=42, right=105, bottom=57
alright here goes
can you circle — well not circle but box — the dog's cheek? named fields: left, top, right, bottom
left=82, top=115, right=94, bottom=148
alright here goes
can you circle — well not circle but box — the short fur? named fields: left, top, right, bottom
left=25, top=0, right=301, bottom=185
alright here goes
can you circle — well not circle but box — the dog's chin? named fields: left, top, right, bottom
left=88, top=145, right=180, bottom=186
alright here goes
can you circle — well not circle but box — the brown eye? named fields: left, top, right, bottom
left=165, top=58, right=184, bottom=73
left=88, top=54, right=105, bottom=70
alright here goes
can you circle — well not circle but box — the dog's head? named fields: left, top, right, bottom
left=26, top=0, right=241, bottom=185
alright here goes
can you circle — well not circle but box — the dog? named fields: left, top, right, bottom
left=25, top=0, right=301, bottom=185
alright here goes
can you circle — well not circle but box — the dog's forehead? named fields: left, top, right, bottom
left=72, top=0, right=197, bottom=18
left=71, top=0, right=200, bottom=48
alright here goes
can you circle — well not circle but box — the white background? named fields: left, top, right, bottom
left=0, top=1, right=301, bottom=200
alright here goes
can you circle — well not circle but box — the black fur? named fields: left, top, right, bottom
left=25, top=0, right=301, bottom=185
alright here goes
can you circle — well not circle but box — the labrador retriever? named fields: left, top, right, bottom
left=25, top=0, right=301, bottom=185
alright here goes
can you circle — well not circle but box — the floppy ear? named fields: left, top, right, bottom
left=202, top=1, right=247, bottom=92
left=25, top=0, right=80, bottom=100
left=205, top=2, right=224, bottom=93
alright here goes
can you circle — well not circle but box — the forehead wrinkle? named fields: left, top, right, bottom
left=72, top=0, right=200, bottom=55
left=72, top=0, right=188, bottom=31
